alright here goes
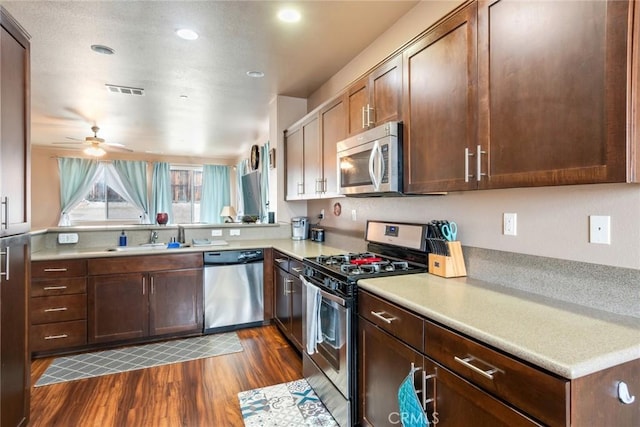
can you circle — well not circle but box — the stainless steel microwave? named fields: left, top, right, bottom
left=337, top=121, right=402, bottom=196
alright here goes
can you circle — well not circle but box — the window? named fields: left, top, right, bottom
left=171, top=165, right=202, bottom=223
left=68, top=165, right=141, bottom=223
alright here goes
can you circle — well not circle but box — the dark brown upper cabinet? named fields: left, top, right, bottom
left=476, top=0, right=630, bottom=189
left=403, top=2, right=478, bottom=193
left=346, top=54, right=403, bottom=137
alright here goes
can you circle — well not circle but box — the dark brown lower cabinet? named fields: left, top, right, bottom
left=88, top=253, right=203, bottom=345
left=273, top=257, right=303, bottom=351
left=359, top=318, right=540, bottom=427
left=0, top=234, right=29, bottom=427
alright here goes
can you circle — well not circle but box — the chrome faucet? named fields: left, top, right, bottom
left=149, top=230, right=159, bottom=244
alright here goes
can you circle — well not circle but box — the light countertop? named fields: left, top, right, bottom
left=30, top=238, right=346, bottom=261
left=358, top=274, right=640, bottom=380
left=31, top=239, right=639, bottom=380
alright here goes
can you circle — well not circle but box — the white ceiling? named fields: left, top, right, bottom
left=3, top=0, right=418, bottom=160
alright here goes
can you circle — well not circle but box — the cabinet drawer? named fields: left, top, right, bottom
left=425, top=321, right=569, bottom=427
left=32, top=277, right=86, bottom=297
left=31, top=320, right=87, bottom=352
left=273, top=252, right=290, bottom=272
left=31, top=294, right=87, bottom=324
left=32, top=259, right=87, bottom=278
left=359, top=290, right=423, bottom=351
left=289, top=258, right=305, bottom=276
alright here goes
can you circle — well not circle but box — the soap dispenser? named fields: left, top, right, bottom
left=119, top=230, right=127, bottom=246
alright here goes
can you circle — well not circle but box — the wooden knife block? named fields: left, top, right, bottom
left=428, top=241, right=467, bottom=278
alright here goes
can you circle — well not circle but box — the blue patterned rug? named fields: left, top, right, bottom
left=238, top=378, right=338, bottom=426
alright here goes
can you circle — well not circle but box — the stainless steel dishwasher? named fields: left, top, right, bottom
left=203, top=249, right=264, bottom=334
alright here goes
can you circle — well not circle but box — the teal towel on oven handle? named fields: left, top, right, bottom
left=397, top=366, right=429, bottom=427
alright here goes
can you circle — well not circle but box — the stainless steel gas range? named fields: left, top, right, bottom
left=300, top=220, right=430, bottom=426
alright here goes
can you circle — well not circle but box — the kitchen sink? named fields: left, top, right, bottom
left=107, top=243, right=167, bottom=252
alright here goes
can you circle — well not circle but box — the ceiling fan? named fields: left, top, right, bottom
left=53, top=125, right=133, bottom=156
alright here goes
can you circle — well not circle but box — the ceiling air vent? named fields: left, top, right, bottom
left=105, top=84, right=145, bottom=96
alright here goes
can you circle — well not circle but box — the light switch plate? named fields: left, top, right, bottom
left=211, top=229, right=223, bottom=237
left=230, top=229, right=241, bottom=236
left=589, top=215, right=610, bottom=244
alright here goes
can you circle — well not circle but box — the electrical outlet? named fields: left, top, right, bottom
left=230, top=229, right=241, bottom=236
left=57, top=233, right=79, bottom=244
left=589, top=215, right=610, bottom=244
left=319, top=209, right=325, bottom=220
left=211, top=229, right=223, bottom=237
left=503, top=213, right=517, bottom=236
left=351, top=209, right=357, bottom=221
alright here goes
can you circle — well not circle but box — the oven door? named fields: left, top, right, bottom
left=338, top=136, right=398, bottom=195
left=301, top=276, right=350, bottom=399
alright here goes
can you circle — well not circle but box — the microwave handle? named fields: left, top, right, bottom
left=369, top=141, right=382, bottom=190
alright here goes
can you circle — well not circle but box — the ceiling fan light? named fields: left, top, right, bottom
left=176, top=28, right=198, bottom=40
left=84, top=145, right=106, bottom=157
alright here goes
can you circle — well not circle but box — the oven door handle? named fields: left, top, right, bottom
left=300, top=274, right=347, bottom=306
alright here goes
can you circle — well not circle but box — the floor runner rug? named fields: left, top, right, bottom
left=35, top=332, right=243, bottom=387
left=238, top=378, right=338, bottom=426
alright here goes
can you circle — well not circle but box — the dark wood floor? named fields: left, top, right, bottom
left=29, top=325, right=302, bottom=426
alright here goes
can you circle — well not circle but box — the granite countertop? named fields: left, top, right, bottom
left=358, top=273, right=640, bottom=380
left=30, top=238, right=346, bottom=261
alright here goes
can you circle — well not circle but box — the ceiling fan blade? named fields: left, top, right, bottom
left=52, top=141, right=83, bottom=145
left=104, top=144, right=134, bottom=153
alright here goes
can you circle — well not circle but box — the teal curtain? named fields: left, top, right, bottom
left=112, top=160, right=149, bottom=223
left=260, top=142, right=270, bottom=222
left=201, top=165, right=230, bottom=224
left=151, top=162, right=173, bottom=224
left=57, top=157, right=101, bottom=226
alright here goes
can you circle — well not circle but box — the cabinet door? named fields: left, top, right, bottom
left=285, top=126, right=304, bottom=200
left=320, top=95, right=346, bottom=197
left=478, top=0, right=628, bottom=188
left=0, top=22, right=30, bottom=236
left=289, top=276, right=303, bottom=351
left=0, top=234, right=29, bottom=427
left=149, top=268, right=203, bottom=337
left=346, top=75, right=370, bottom=137
left=370, top=55, right=402, bottom=127
left=88, top=273, right=148, bottom=343
left=403, top=3, right=478, bottom=193
left=302, top=115, right=321, bottom=197
left=274, top=267, right=291, bottom=333
left=422, top=357, right=541, bottom=426
left=359, top=318, right=423, bottom=427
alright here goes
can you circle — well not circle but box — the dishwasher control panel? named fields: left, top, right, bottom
left=203, top=249, right=264, bottom=264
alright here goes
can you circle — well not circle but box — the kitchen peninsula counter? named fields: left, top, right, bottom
left=358, top=273, right=640, bottom=380
left=30, top=238, right=346, bottom=261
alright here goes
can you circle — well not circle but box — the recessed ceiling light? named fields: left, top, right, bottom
left=179, top=95, right=188, bottom=99
left=277, top=8, right=301, bottom=23
left=246, top=71, right=265, bottom=78
left=176, top=28, right=199, bottom=40
left=91, top=44, right=115, bottom=55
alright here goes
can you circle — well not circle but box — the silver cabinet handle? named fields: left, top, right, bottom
left=44, top=285, right=68, bottom=291
left=44, top=307, right=68, bottom=312
left=291, top=267, right=303, bottom=273
left=315, top=178, right=323, bottom=194
left=275, top=258, right=287, bottom=264
left=454, top=356, right=499, bottom=380
left=142, top=277, right=146, bottom=295
left=297, top=182, right=304, bottom=195
left=618, top=381, right=636, bottom=404
left=0, top=246, right=9, bottom=281
left=1, top=196, right=7, bottom=229
left=150, top=276, right=155, bottom=294
left=464, top=148, right=475, bottom=183
left=44, top=334, right=68, bottom=340
left=370, top=310, right=396, bottom=324
left=367, top=104, right=375, bottom=127
left=284, top=278, right=294, bottom=295
left=476, top=144, right=487, bottom=182
left=43, top=268, right=68, bottom=272
left=362, top=106, right=367, bottom=129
